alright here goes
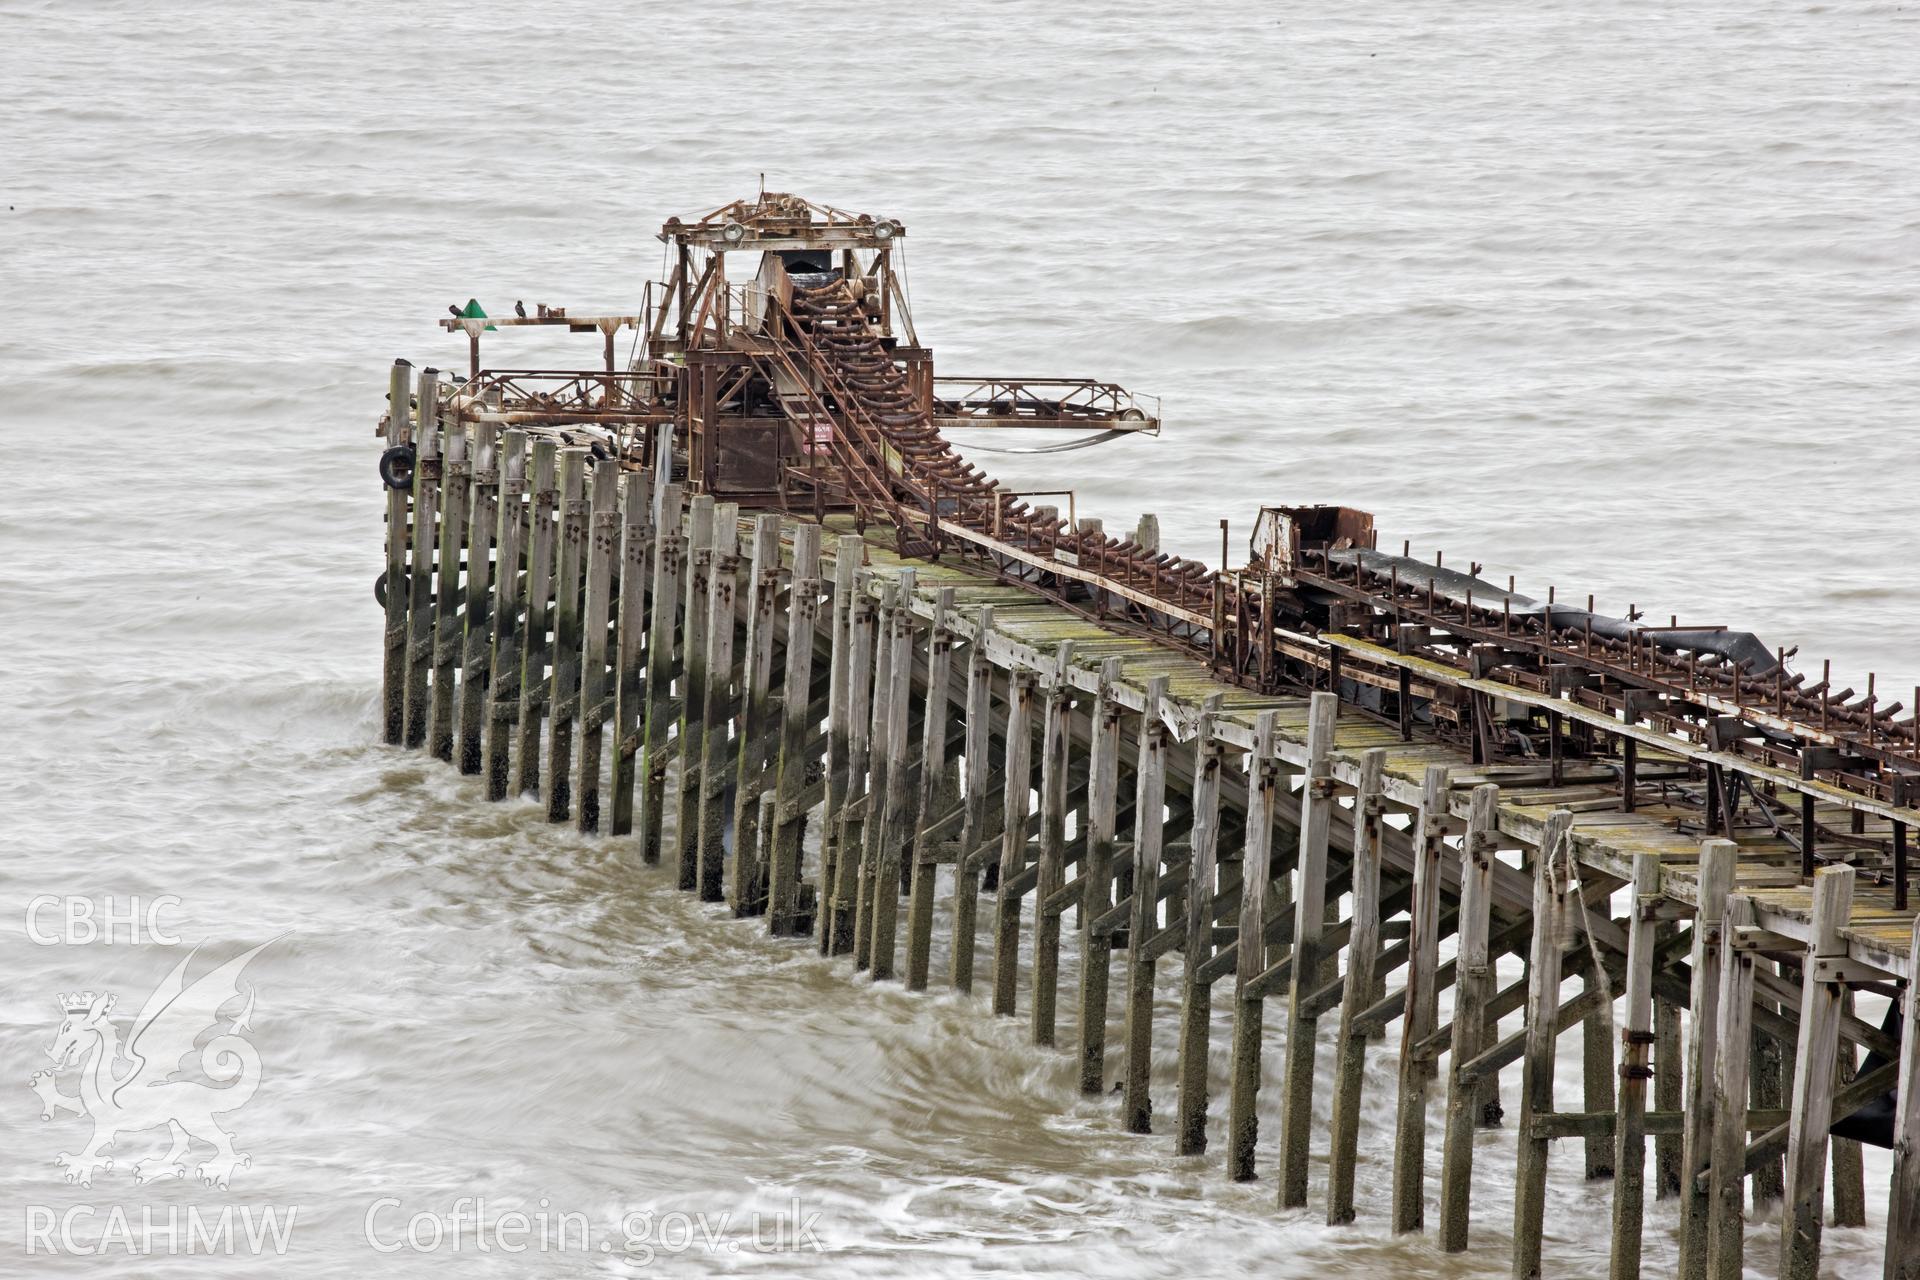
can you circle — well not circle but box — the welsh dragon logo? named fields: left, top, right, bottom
left=29, top=941, right=273, bottom=1189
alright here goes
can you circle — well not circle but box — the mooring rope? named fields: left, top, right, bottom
left=1548, top=819, right=1614, bottom=1012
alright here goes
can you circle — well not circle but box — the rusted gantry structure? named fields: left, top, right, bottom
left=384, top=194, right=1920, bottom=1279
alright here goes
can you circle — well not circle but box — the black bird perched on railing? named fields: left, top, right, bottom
left=515, top=300, right=528, bottom=318
left=447, top=304, right=461, bottom=318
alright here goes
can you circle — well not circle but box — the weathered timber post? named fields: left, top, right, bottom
left=1121, top=674, right=1170, bottom=1134
left=1677, top=838, right=1737, bottom=1280
left=1609, top=851, right=1662, bottom=1280
left=755, top=791, right=778, bottom=916
left=1067, top=730, right=1091, bottom=933
left=869, top=570, right=917, bottom=980
left=574, top=458, right=619, bottom=832
left=1708, top=893, right=1758, bottom=1280
left=1134, top=514, right=1159, bottom=553
left=827, top=566, right=874, bottom=957
left=727, top=515, right=783, bottom=914
left=456, top=422, right=498, bottom=774
left=1779, top=865, right=1855, bottom=1280
left=1328, top=747, right=1387, bottom=1224
left=905, top=587, right=957, bottom=987
left=1751, top=983, right=1788, bottom=1210
left=1439, top=782, right=1500, bottom=1251
left=768, top=524, right=822, bottom=936
left=1227, top=710, right=1282, bottom=1179
left=673, top=495, right=716, bottom=890
left=1831, top=990, right=1866, bottom=1226
left=636, top=483, right=684, bottom=862
left=950, top=607, right=995, bottom=990
left=483, top=429, right=527, bottom=800
left=1032, top=643, right=1077, bottom=1046
left=1886, top=918, right=1920, bottom=1280
left=608, top=469, right=654, bottom=836
left=993, top=665, right=1037, bottom=1016
left=541, top=448, right=587, bottom=819
left=1175, top=694, right=1225, bottom=1155
left=853, top=577, right=898, bottom=971
left=403, top=368, right=442, bottom=750
left=513, top=439, right=557, bottom=795
left=695, top=505, right=740, bottom=903
left=818, top=536, right=863, bottom=954
left=1078, top=657, right=1127, bottom=1095
left=381, top=360, right=415, bottom=745
left=1393, top=762, right=1450, bottom=1232
left=1280, top=691, right=1339, bottom=1207
left=1513, top=807, right=1574, bottom=1280
left=1477, top=990, right=1505, bottom=1125
left=1585, top=962, right=1618, bottom=1181
left=428, top=415, right=469, bottom=762
left=1654, top=935, right=1685, bottom=1199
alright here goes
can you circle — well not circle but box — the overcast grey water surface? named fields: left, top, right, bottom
left=3, top=1, right=1916, bottom=1275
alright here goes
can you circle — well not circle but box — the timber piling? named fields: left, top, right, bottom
left=373, top=192, right=1920, bottom=1278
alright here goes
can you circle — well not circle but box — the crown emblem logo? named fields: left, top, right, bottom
left=35, top=942, right=275, bottom=1188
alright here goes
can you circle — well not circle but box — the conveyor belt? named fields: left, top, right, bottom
left=779, top=278, right=1219, bottom=621
left=766, top=276, right=1920, bottom=815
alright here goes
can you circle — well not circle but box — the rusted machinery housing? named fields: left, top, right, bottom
left=428, top=192, right=1919, bottom=906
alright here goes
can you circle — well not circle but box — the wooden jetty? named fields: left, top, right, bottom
left=374, top=194, right=1920, bottom=1278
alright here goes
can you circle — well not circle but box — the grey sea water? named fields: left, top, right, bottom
left=3, top=0, right=1914, bottom=1274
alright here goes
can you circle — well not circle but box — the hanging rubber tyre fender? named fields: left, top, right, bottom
left=378, top=443, right=417, bottom=491
left=374, top=568, right=389, bottom=608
